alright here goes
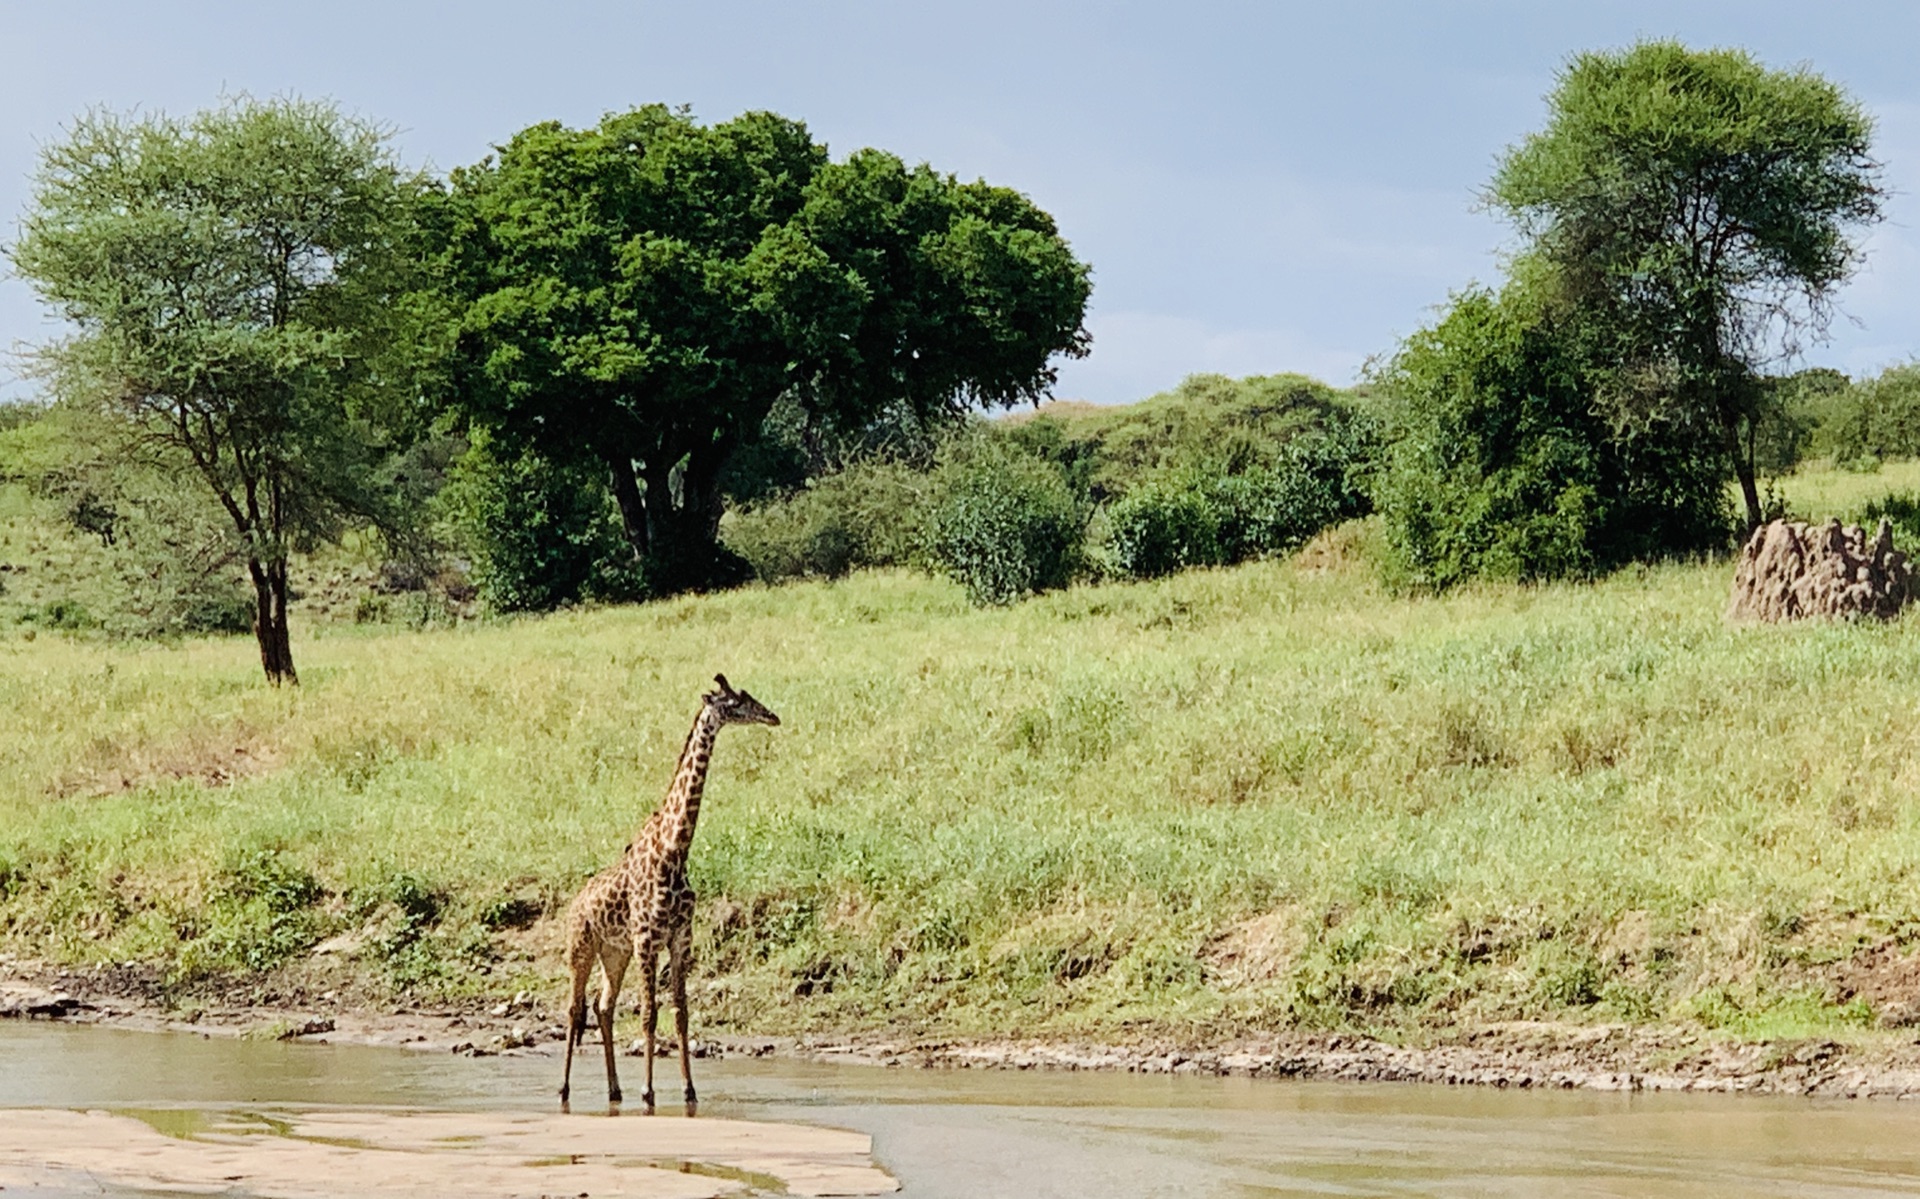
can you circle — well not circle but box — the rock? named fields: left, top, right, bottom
left=1727, top=518, right=1914, bottom=622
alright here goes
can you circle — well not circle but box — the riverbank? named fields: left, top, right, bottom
left=10, top=962, right=1920, bottom=1101
left=11, top=470, right=1920, bottom=1079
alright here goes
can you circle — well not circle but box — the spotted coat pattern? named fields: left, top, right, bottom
left=558, top=675, right=780, bottom=1112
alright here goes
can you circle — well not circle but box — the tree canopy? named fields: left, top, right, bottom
left=1488, top=41, right=1885, bottom=531
left=10, top=96, right=435, bottom=682
left=442, top=105, right=1092, bottom=593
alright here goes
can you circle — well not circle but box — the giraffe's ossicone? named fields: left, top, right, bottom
left=559, top=674, right=780, bottom=1113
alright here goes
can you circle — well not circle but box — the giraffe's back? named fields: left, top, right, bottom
left=568, top=866, right=633, bottom=955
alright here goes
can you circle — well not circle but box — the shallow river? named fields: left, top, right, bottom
left=5, top=1022, right=1920, bottom=1196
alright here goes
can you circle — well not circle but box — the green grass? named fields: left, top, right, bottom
left=8, top=466, right=1920, bottom=1045
left=0, top=482, right=120, bottom=630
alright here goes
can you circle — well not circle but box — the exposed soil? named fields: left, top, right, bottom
left=10, top=958, right=1920, bottom=1100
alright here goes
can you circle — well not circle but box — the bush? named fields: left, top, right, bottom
left=170, top=586, right=256, bottom=635
left=1103, top=422, right=1376, bottom=580
left=1752, top=368, right=1844, bottom=474
left=722, top=458, right=933, bottom=583
left=31, top=598, right=98, bottom=631
left=928, top=444, right=1085, bottom=605
left=436, top=433, right=642, bottom=613
left=1860, top=492, right=1920, bottom=547
left=1104, top=485, right=1222, bottom=578
left=1817, top=364, right=1920, bottom=465
left=1374, top=287, right=1730, bottom=589
left=176, top=850, right=327, bottom=977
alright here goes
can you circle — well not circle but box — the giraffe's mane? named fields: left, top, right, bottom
left=627, top=702, right=716, bottom=847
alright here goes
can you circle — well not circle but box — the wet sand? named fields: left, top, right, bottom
left=0, top=1107, right=895, bottom=1198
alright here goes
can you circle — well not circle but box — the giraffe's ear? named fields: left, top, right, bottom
left=713, top=674, right=732, bottom=695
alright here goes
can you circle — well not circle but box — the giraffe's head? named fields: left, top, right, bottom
left=705, top=674, right=781, bottom=727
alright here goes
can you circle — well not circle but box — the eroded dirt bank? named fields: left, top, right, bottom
left=9, top=961, right=1920, bottom=1101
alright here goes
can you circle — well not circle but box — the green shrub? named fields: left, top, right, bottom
left=176, top=850, right=328, bottom=977
left=1860, top=491, right=1920, bottom=547
left=1216, top=438, right=1369, bottom=559
left=1817, top=364, right=1920, bottom=464
left=928, top=444, right=1084, bottom=605
left=436, top=433, right=642, bottom=613
left=723, top=459, right=933, bottom=583
left=1104, top=485, right=1222, bottom=577
left=1753, top=368, right=1844, bottom=474
left=1374, top=286, right=1730, bottom=589
left=1103, top=424, right=1374, bottom=580
left=1036, top=373, right=1360, bottom=497
left=363, top=872, right=454, bottom=990
left=32, top=598, right=98, bottom=631
left=171, top=585, right=255, bottom=635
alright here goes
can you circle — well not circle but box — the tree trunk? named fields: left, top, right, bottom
left=1719, top=403, right=1764, bottom=535
left=683, top=437, right=733, bottom=542
left=247, top=556, right=298, bottom=686
left=612, top=435, right=742, bottom=596
left=607, top=459, right=650, bottom=558
left=643, top=461, right=679, bottom=560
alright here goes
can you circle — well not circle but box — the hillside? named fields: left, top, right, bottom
left=8, top=463, right=1920, bottom=1052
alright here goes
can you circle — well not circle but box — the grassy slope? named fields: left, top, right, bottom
left=8, top=462, right=1920, bottom=1045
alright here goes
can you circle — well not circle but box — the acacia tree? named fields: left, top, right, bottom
left=12, top=97, right=434, bottom=683
left=444, top=105, right=1092, bottom=593
left=1489, top=41, right=1885, bottom=532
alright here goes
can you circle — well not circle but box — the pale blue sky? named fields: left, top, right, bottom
left=6, top=1, right=1920, bottom=404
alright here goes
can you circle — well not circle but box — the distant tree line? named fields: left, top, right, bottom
left=724, top=40, right=1893, bottom=601
left=0, top=40, right=1904, bottom=671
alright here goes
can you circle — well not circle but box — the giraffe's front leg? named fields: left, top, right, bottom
left=669, top=924, right=697, bottom=1115
left=638, top=938, right=660, bottom=1115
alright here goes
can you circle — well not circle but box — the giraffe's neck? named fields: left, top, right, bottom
left=653, top=704, right=722, bottom=865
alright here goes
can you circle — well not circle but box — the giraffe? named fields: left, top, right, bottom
left=559, top=674, right=780, bottom=1114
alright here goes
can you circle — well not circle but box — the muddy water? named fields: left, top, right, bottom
left=6, top=1022, right=1920, bottom=1197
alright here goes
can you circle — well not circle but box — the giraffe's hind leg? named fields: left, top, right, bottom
left=668, top=924, right=697, bottom=1114
left=559, top=933, right=597, bottom=1108
left=637, top=938, right=661, bottom=1115
left=596, top=944, right=630, bottom=1105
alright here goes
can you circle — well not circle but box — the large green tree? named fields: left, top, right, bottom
left=11, top=97, right=437, bottom=683
left=443, top=105, right=1091, bottom=593
left=1488, top=41, right=1885, bottom=532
